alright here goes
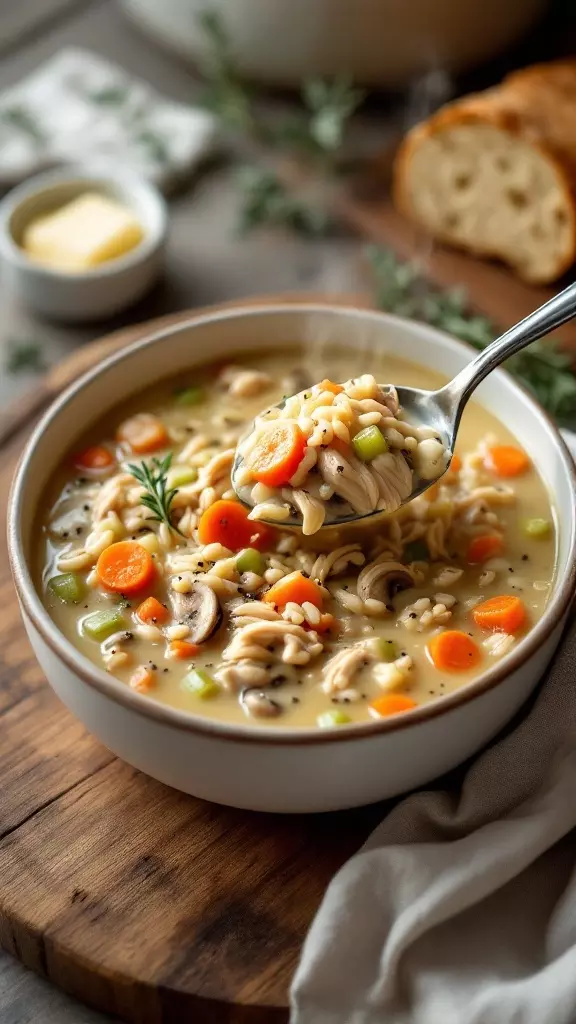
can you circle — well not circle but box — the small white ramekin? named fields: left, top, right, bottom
left=0, top=166, right=167, bottom=321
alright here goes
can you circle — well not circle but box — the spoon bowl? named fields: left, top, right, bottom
left=232, top=281, right=576, bottom=530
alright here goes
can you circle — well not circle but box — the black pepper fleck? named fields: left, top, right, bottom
left=291, top=696, right=300, bottom=704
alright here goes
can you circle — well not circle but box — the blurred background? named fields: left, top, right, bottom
left=0, top=0, right=574, bottom=413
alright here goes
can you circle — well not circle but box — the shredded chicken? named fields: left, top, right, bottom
left=92, top=473, right=139, bottom=521
left=321, top=643, right=373, bottom=694
left=223, top=620, right=323, bottom=666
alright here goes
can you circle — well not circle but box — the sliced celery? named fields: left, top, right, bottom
left=317, top=709, right=351, bottom=728
left=175, top=386, right=204, bottom=406
left=166, top=465, right=198, bottom=489
left=236, top=547, right=265, bottom=576
left=47, top=572, right=85, bottom=604
left=182, top=668, right=220, bottom=699
left=403, top=539, right=429, bottom=562
left=352, top=426, right=388, bottom=463
left=83, top=608, right=126, bottom=641
left=378, top=639, right=399, bottom=663
left=522, top=517, right=551, bottom=539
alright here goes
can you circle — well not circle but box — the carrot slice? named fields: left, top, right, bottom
left=467, top=534, right=504, bottom=564
left=263, top=570, right=324, bottom=610
left=245, top=422, right=306, bottom=487
left=449, top=454, right=462, bottom=473
left=315, top=613, right=340, bottom=634
left=370, top=694, right=417, bottom=717
left=117, top=413, right=168, bottom=454
left=472, top=595, right=526, bottom=633
left=427, top=630, right=481, bottom=671
left=137, top=596, right=169, bottom=624
left=168, top=640, right=202, bottom=659
left=97, top=541, right=154, bottom=595
left=130, top=666, right=155, bottom=692
left=74, top=445, right=114, bottom=471
left=318, top=379, right=344, bottom=395
left=486, top=445, right=530, bottom=477
left=197, top=499, right=272, bottom=551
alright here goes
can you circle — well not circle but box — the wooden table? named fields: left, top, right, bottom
left=0, top=2, right=572, bottom=1021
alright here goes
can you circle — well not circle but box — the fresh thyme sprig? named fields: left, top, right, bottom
left=128, top=453, right=183, bottom=535
left=198, top=10, right=363, bottom=233
left=199, top=10, right=364, bottom=156
left=236, top=166, right=330, bottom=236
left=368, top=246, right=576, bottom=428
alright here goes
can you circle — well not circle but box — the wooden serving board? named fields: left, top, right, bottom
left=0, top=293, right=390, bottom=1024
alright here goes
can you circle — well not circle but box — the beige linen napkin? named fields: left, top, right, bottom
left=291, top=436, right=576, bottom=1024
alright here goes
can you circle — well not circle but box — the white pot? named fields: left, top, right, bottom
left=122, top=0, right=546, bottom=88
left=8, top=305, right=576, bottom=812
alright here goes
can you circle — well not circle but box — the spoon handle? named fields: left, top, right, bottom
left=438, top=280, right=576, bottom=428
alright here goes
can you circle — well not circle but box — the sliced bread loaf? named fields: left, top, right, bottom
left=393, top=61, right=576, bottom=284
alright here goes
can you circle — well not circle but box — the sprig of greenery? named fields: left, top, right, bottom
left=236, top=166, right=330, bottom=235
left=198, top=9, right=363, bottom=233
left=128, top=453, right=183, bottom=535
left=198, top=10, right=258, bottom=135
left=5, top=339, right=46, bottom=375
left=368, top=246, right=576, bottom=428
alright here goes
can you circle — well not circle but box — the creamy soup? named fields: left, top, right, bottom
left=37, top=347, right=556, bottom=729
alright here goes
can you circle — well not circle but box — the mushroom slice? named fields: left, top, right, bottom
left=170, top=583, right=223, bottom=643
left=240, top=689, right=283, bottom=718
left=356, top=561, right=416, bottom=604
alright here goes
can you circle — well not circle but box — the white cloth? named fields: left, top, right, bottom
left=0, top=49, right=217, bottom=190
left=291, top=430, right=576, bottom=1024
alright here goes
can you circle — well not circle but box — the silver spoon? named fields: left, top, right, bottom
left=232, top=282, right=576, bottom=529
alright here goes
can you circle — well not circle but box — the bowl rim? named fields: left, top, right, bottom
left=8, top=302, right=576, bottom=746
left=0, top=166, right=167, bottom=281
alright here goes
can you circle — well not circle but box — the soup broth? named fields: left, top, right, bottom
left=37, top=347, right=556, bottom=729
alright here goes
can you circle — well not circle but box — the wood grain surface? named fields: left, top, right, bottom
left=0, top=293, right=386, bottom=1024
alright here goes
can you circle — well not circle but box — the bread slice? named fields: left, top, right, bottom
left=393, top=61, right=576, bottom=284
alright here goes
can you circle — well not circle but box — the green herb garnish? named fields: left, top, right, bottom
left=236, top=166, right=330, bottom=235
left=368, top=246, right=576, bottom=429
left=198, top=10, right=362, bottom=233
left=199, top=11, right=363, bottom=158
left=197, top=10, right=257, bottom=135
left=5, top=340, right=46, bottom=375
left=128, top=453, right=183, bottom=535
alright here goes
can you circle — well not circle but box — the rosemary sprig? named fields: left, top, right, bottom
left=368, top=245, right=576, bottom=429
left=127, top=453, right=183, bottom=535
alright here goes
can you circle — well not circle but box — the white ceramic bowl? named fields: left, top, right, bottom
left=122, top=0, right=545, bottom=87
left=8, top=305, right=576, bottom=812
left=0, top=167, right=167, bottom=321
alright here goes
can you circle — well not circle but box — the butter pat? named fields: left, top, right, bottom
left=22, top=192, right=144, bottom=272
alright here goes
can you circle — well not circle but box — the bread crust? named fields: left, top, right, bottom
left=393, top=61, right=576, bottom=283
